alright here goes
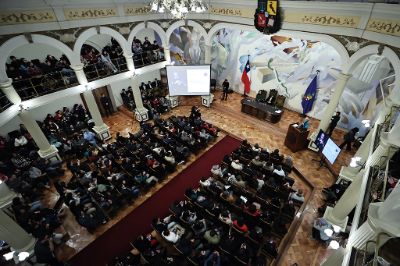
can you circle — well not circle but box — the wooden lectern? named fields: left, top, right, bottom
left=284, top=124, right=310, bottom=152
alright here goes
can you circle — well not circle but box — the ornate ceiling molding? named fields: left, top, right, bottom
left=284, top=12, right=360, bottom=28
left=209, top=6, right=254, bottom=19
left=64, top=7, right=118, bottom=21
left=124, top=4, right=151, bottom=16
left=0, top=10, right=56, bottom=25
left=366, top=18, right=400, bottom=37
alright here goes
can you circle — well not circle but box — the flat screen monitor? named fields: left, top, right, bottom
left=315, top=129, right=329, bottom=150
left=166, top=65, right=211, bottom=96
left=322, top=138, right=341, bottom=164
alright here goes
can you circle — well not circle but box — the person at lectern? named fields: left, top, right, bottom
left=326, top=112, right=341, bottom=136
left=222, top=79, right=230, bottom=101
left=300, top=118, right=310, bottom=130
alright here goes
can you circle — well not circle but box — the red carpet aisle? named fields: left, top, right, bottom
left=69, top=135, right=241, bottom=266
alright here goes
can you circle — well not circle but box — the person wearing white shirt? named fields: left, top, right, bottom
left=231, top=160, right=243, bottom=171
left=290, top=189, right=305, bottom=203
left=273, top=165, right=285, bottom=177
left=14, top=135, right=28, bottom=147
left=211, top=165, right=223, bottom=177
left=162, top=229, right=179, bottom=243
left=164, top=151, right=176, bottom=165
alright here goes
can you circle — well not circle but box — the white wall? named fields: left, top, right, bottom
left=8, top=43, right=66, bottom=62
left=135, top=29, right=157, bottom=44
left=108, top=78, right=132, bottom=107
left=28, top=93, right=83, bottom=121
left=0, top=116, right=22, bottom=137
left=108, top=69, right=161, bottom=107
left=85, top=34, right=112, bottom=51
left=137, top=69, right=160, bottom=84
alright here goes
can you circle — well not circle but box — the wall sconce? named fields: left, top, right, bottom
left=329, top=240, right=340, bottom=249
left=362, top=119, right=371, bottom=128
left=350, top=156, right=364, bottom=168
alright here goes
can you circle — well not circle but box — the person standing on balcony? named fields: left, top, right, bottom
left=100, top=50, right=118, bottom=73
left=100, top=93, right=113, bottom=117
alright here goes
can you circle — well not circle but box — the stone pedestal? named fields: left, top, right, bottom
left=201, top=94, right=214, bottom=107
left=166, top=95, right=179, bottom=108
left=37, top=145, right=62, bottom=162
left=93, top=123, right=111, bottom=141
left=135, top=107, right=149, bottom=122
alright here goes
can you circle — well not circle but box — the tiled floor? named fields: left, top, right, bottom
left=50, top=91, right=355, bottom=265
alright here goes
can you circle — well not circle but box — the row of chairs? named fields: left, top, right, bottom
left=255, top=89, right=286, bottom=108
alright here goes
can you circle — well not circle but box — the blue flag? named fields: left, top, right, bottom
left=301, top=75, right=317, bottom=115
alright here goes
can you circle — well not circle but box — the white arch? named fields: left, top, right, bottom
left=166, top=20, right=208, bottom=44
left=128, top=22, right=167, bottom=48
left=73, top=26, right=130, bottom=63
left=343, top=44, right=400, bottom=110
left=0, top=34, right=77, bottom=81
left=206, top=22, right=350, bottom=70
left=343, top=45, right=380, bottom=74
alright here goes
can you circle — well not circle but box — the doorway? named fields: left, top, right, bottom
left=80, top=86, right=114, bottom=117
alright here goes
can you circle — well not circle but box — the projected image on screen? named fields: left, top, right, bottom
left=315, top=129, right=329, bottom=150
left=322, top=138, right=341, bottom=164
left=167, top=65, right=210, bottom=96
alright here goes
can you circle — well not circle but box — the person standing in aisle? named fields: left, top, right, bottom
left=222, top=79, right=229, bottom=101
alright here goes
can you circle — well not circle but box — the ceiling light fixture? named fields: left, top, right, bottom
left=150, top=0, right=208, bottom=19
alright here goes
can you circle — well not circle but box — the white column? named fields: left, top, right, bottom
left=308, top=73, right=351, bottom=151
left=0, top=78, right=21, bottom=105
left=324, top=169, right=365, bottom=230
left=324, top=139, right=397, bottom=230
left=348, top=175, right=400, bottom=250
left=204, top=44, right=212, bottom=64
left=0, top=182, right=16, bottom=209
left=124, top=52, right=135, bottom=72
left=130, top=77, right=149, bottom=122
left=71, top=64, right=88, bottom=85
left=82, top=90, right=111, bottom=140
left=318, top=72, right=351, bottom=132
left=18, top=110, right=60, bottom=161
left=164, top=47, right=171, bottom=63
left=0, top=208, right=36, bottom=252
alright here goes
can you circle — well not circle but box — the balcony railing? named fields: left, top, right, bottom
left=12, top=71, right=79, bottom=101
left=133, top=49, right=165, bottom=69
left=84, top=57, right=128, bottom=82
left=0, top=91, right=12, bottom=112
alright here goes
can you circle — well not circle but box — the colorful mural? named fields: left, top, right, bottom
left=211, top=28, right=342, bottom=120
left=169, top=26, right=205, bottom=65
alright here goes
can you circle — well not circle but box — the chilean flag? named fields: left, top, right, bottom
left=241, top=59, right=251, bottom=94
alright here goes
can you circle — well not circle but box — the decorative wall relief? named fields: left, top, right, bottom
left=210, top=6, right=254, bottom=18
left=284, top=12, right=360, bottom=28
left=366, top=18, right=400, bottom=37
left=64, top=8, right=117, bottom=20
left=124, top=5, right=151, bottom=16
left=0, top=10, right=56, bottom=25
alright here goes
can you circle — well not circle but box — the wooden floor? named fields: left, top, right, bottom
left=49, top=91, right=355, bottom=265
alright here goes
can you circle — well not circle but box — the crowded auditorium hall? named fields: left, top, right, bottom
left=0, top=0, right=399, bottom=265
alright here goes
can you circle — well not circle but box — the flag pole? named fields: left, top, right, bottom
left=242, top=54, right=250, bottom=98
